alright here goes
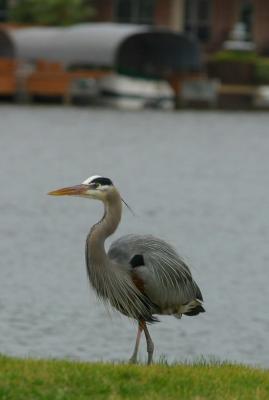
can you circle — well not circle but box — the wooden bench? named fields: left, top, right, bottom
left=0, top=58, right=17, bottom=96
left=218, top=84, right=257, bottom=109
left=26, top=60, right=111, bottom=102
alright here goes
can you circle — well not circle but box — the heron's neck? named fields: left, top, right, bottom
left=87, top=191, right=122, bottom=265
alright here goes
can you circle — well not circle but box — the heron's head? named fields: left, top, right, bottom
left=48, top=175, right=116, bottom=202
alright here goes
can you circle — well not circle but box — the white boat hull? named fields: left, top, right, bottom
left=99, top=74, right=174, bottom=110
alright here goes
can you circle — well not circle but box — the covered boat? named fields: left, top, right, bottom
left=0, top=23, right=201, bottom=107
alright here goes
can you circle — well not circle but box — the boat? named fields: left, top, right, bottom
left=99, top=73, right=174, bottom=110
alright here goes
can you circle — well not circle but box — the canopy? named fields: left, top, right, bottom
left=7, top=23, right=147, bottom=67
left=0, top=23, right=201, bottom=74
left=0, top=29, right=15, bottom=58
left=116, top=30, right=201, bottom=77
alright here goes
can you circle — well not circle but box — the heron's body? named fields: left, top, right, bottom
left=49, top=175, right=205, bottom=364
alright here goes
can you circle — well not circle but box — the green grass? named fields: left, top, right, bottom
left=0, top=355, right=268, bottom=400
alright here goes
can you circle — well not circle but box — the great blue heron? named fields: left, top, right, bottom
left=49, top=175, right=205, bottom=364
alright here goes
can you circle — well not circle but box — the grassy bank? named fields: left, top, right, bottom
left=0, top=355, right=268, bottom=400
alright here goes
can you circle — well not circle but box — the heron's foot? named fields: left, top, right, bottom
left=147, top=350, right=154, bottom=365
left=129, top=355, right=138, bottom=364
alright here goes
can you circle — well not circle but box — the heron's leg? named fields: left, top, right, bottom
left=129, top=321, right=143, bottom=364
left=143, top=323, right=154, bottom=365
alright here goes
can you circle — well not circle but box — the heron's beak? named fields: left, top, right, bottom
left=48, top=184, right=88, bottom=196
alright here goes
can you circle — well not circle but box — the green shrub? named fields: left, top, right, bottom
left=255, top=58, right=269, bottom=84
left=209, top=51, right=269, bottom=84
left=9, top=0, right=95, bottom=26
left=210, top=50, right=258, bottom=63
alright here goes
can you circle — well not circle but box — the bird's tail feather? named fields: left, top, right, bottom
left=182, top=299, right=205, bottom=316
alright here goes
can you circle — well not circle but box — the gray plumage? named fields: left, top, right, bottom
left=49, top=175, right=205, bottom=364
left=108, top=234, right=203, bottom=318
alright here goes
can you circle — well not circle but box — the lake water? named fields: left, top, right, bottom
left=1, top=105, right=269, bottom=367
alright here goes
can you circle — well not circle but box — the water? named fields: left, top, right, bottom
left=1, top=105, right=269, bottom=366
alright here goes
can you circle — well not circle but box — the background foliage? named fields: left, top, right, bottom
left=9, top=0, right=95, bottom=26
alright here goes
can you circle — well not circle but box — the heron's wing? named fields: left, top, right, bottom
left=108, top=234, right=204, bottom=315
